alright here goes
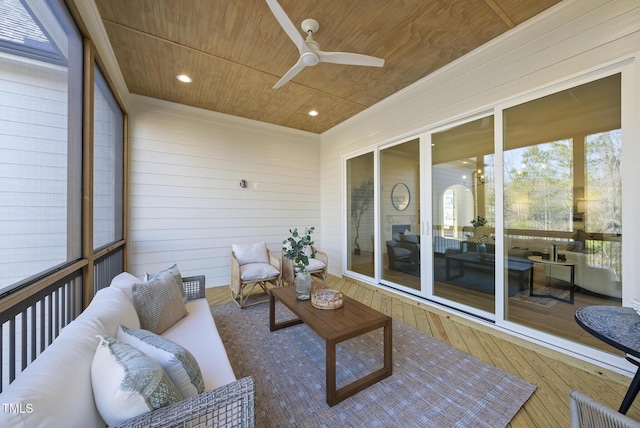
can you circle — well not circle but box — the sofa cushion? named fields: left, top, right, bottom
left=132, top=274, right=187, bottom=335
left=232, top=241, right=269, bottom=265
left=239, top=262, right=279, bottom=281
left=117, top=325, right=205, bottom=398
left=110, top=271, right=143, bottom=301
left=163, top=298, right=236, bottom=390
left=91, top=335, right=183, bottom=426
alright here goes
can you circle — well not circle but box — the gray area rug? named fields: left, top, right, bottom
left=211, top=301, right=536, bottom=427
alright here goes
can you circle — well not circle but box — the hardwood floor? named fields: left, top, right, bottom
left=207, top=276, right=640, bottom=427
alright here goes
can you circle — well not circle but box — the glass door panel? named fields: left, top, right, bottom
left=503, top=74, right=622, bottom=350
left=432, top=117, right=496, bottom=313
left=380, top=139, right=420, bottom=291
left=346, top=153, right=375, bottom=277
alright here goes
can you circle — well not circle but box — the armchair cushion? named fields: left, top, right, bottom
left=232, top=242, right=269, bottom=265
left=239, top=262, right=280, bottom=281
left=91, top=335, right=183, bottom=426
left=117, top=325, right=205, bottom=399
left=307, top=258, right=326, bottom=272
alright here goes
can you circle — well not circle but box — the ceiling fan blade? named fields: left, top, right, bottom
left=318, top=51, right=385, bottom=68
left=273, top=58, right=306, bottom=89
left=265, top=0, right=305, bottom=51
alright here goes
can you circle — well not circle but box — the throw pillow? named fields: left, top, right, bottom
left=144, top=263, right=186, bottom=301
left=239, top=263, right=280, bottom=281
left=117, top=325, right=204, bottom=398
left=91, top=335, right=183, bottom=426
left=132, top=273, right=187, bottom=335
left=232, top=241, right=269, bottom=265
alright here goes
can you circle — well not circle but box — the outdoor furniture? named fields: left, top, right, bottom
left=269, top=285, right=392, bottom=406
left=570, top=389, right=640, bottom=427
left=575, top=306, right=640, bottom=414
left=282, top=245, right=328, bottom=286
left=444, top=251, right=532, bottom=291
left=528, top=255, right=576, bottom=304
left=230, top=242, right=281, bottom=308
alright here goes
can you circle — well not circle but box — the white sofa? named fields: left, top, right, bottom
left=507, top=238, right=621, bottom=299
left=0, top=272, right=254, bottom=427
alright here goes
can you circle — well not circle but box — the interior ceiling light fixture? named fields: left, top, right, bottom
left=176, top=74, right=192, bottom=83
left=308, top=110, right=319, bottom=116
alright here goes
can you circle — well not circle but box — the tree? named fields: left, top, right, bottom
left=351, top=179, right=373, bottom=254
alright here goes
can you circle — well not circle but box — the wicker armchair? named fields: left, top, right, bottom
left=282, top=245, right=328, bottom=286
left=230, top=242, right=281, bottom=308
left=570, top=390, right=640, bottom=428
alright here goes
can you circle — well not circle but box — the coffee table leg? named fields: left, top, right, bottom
left=269, top=291, right=303, bottom=332
left=326, top=340, right=337, bottom=406
left=325, top=320, right=393, bottom=407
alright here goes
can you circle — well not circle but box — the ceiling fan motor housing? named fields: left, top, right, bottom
left=301, top=18, right=319, bottom=35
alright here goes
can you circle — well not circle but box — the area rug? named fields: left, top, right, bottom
left=510, top=283, right=571, bottom=308
left=211, top=302, right=536, bottom=427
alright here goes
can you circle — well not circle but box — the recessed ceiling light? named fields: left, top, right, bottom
left=176, top=74, right=192, bottom=83
left=308, top=110, right=318, bottom=116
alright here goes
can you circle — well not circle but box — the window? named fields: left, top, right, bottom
left=0, top=0, right=83, bottom=294
left=93, top=66, right=124, bottom=250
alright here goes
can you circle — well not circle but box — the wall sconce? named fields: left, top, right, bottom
left=462, top=169, right=485, bottom=187
left=239, top=179, right=247, bottom=188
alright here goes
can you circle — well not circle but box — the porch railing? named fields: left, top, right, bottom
left=0, top=246, right=125, bottom=393
left=0, top=269, right=83, bottom=393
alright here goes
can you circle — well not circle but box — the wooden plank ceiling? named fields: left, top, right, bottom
left=94, top=0, right=561, bottom=134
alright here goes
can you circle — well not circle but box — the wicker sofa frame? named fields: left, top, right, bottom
left=116, top=275, right=256, bottom=428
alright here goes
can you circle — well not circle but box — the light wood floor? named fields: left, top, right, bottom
left=207, top=275, right=640, bottom=427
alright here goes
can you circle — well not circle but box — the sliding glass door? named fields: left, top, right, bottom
left=380, top=139, right=421, bottom=292
left=431, top=117, right=496, bottom=314
left=503, top=74, right=622, bottom=345
left=346, top=152, right=375, bottom=278
left=343, top=68, right=625, bottom=356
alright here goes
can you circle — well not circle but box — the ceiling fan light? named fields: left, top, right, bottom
left=176, top=74, right=192, bottom=83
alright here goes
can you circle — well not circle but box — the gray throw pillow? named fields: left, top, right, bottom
left=132, top=273, right=187, bottom=335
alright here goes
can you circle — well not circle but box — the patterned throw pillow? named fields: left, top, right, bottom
left=91, top=335, right=183, bottom=426
left=117, top=325, right=204, bottom=398
left=144, top=263, right=186, bottom=301
left=132, top=273, right=187, bottom=335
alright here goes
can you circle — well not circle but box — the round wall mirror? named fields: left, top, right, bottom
left=391, top=183, right=410, bottom=211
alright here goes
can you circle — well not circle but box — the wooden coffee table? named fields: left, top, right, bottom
left=269, top=285, right=392, bottom=406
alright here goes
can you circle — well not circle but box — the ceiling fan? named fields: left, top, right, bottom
left=265, top=0, right=385, bottom=89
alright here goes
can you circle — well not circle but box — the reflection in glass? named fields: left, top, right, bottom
left=504, top=74, right=622, bottom=348
left=432, top=117, right=495, bottom=312
left=391, top=183, right=411, bottom=211
left=381, top=139, right=420, bottom=291
left=346, top=153, right=374, bottom=277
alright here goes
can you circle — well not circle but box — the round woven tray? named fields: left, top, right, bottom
left=311, top=287, right=344, bottom=310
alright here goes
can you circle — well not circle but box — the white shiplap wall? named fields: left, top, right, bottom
left=320, top=0, right=640, bottom=301
left=128, top=95, right=321, bottom=286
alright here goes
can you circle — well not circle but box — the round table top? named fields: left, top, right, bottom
left=575, top=306, right=640, bottom=358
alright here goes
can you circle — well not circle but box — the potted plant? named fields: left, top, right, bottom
left=283, top=227, right=316, bottom=300
left=351, top=179, right=374, bottom=255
